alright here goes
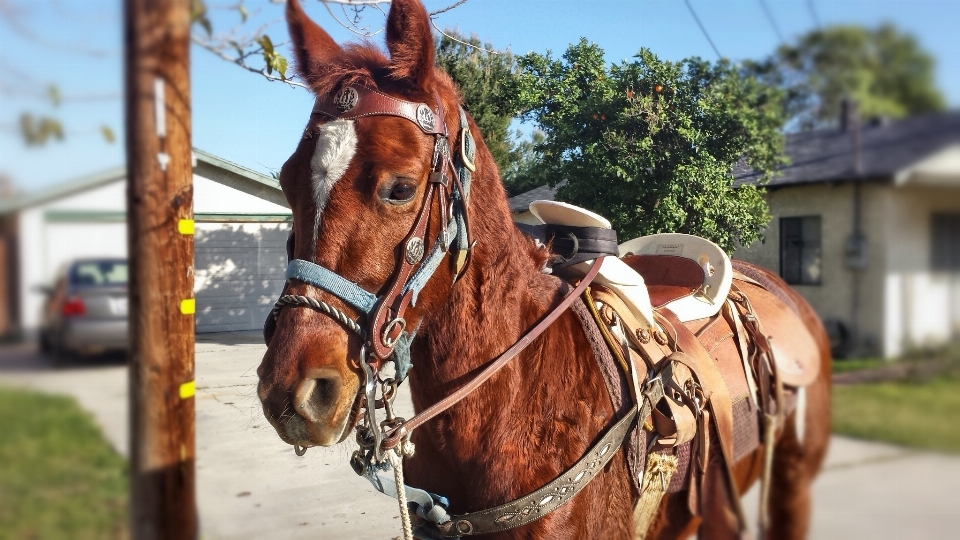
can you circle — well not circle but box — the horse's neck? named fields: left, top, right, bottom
left=411, top=231, right=559, bottom=389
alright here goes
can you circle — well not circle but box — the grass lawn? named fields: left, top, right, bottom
left=831, top=357, right=885, bottom=374
left=832, top=373, right=960, bottom=454
left=0, top=386, right=128, bottom=540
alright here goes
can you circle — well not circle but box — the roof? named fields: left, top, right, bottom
left=508, top=182, right=563, bottom=213
left=0, top=149, right=286, bottom=215
left=735, top=111, right=960, bottom=188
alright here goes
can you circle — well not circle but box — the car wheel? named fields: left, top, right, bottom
left=52, top=339, right=71, bottom=368
left=39, top=332, right=52, bottom=354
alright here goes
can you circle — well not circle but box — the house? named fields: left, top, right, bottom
left=506, top=111, right=960, bottom=358
left=733, top=111, right=960, bottom=358
left=0, top=150, right=292, bottom=337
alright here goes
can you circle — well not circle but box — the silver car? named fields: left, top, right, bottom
left=38, top=258, right=129, bottom=363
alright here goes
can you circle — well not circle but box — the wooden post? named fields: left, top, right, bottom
left=124, top=0, right=197, bottom=538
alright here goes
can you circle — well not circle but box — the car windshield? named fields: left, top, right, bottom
left=70, top=261, right=128, bottom=287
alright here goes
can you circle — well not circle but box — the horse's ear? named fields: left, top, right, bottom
left=385, top=0, right=435, bottom=87
left=286, top=0, right=341, bottom=82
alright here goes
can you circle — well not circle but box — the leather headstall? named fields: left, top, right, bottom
left=278, top=86, right=475, bottom=378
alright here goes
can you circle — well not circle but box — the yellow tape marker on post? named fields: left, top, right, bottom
left=178, top=219, right=195, bottom=235
left=180, top=298, right=196, bottom=315
left=179, top=380, right=196, bottom=399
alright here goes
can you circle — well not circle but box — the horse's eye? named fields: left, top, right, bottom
left=388, top=182, right=416, bottom=202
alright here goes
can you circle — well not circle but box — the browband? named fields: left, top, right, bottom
left=312, top=85, right=447, bottom=136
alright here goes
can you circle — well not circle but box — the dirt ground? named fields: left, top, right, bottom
left=2, top=333, right=958, bottom=539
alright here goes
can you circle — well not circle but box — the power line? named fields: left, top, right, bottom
left=807, top=0, right=823, bottom=30
left=683, top=0, right=721, bottom=60
left=759, top=0, right=785, bottom=45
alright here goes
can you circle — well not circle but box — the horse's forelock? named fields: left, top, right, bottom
left=305, top=44, right=389, bottom=98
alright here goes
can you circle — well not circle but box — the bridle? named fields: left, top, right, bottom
left=267, top=84, right=476, bottom=380
left=264, top=85, right=658, bottom=539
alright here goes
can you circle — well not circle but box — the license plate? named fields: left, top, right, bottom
left=110, top=297, right=128, bottom=316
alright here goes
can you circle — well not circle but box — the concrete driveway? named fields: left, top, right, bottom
left=2, top=333, right=958, bottom=539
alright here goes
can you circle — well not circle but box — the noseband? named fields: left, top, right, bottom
left=268, top=85, right=476, bottom=381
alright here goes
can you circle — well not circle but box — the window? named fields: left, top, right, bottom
left=70, top=260, right=129, bottom=287
left=932, top=213, right=960, bottom=272
left=780, top=216, right=822, bottom=285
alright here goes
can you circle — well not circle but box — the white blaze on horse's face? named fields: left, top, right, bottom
left=310, top=119, right=358, bottom=241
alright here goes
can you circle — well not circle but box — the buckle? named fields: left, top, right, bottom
left=429, top=171, right=449, bottom=188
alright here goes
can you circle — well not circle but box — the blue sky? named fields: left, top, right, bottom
left=2, top=0, right=959, bottom=196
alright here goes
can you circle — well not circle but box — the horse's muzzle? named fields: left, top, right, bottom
left=258, top=367, right=359, bottom=447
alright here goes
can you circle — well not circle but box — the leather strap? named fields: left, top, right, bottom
left=427, top=379, right=665, bottom=537
left=381, top=258, right=605, bottom=452
left=723, top=299, right=760, bottom=410
left=658, top=308, right=749, bottom=531
left=313, top=85, right=447, bottom=136
left=368, top=177, right=441, bottom=361
left=590, top=286, right=670, bottom=367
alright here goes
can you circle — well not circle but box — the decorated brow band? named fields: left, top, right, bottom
left=311, top=85, right=447, bottom=136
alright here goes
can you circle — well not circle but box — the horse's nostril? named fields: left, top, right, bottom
left=293, top=368, right=343, bottom=423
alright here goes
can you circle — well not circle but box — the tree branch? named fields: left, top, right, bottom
left=191, top=34, right=308, bottom=89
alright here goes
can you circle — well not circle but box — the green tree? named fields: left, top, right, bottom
left=434, top=31, right=546, bottom=195
left=752, top=24, right=945, bottom=130
left=509, top=41, right=787, bottom=252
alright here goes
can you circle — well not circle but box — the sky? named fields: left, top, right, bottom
left=2, top=0, right=959, bottom=198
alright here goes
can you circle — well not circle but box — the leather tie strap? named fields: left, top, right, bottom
left=380, top=258, right=605, bottom=452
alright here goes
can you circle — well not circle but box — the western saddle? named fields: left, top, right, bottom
left=520, top=201, right=821, bottom=537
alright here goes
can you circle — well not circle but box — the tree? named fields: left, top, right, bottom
left=434, top=30, right=547, bottom=196
left=509, top=41, right=787, bottom=252
left=750, top=24, right=946, bottom=130
left=434, top=32, right=516, bottom=179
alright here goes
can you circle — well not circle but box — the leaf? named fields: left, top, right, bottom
left=229, top=40, right=244, bottom=58
left=273, top=54, right=288, bottom=81
left=198, top=16, right=212, bottom=36
left=100, top=125, right=116, bottom=144
left=48, top=85, right=61, bottom=107
left=256, top=35, right=274, bottom=55
left=190, top=0, right=207, bottom=22
left=238, top=4, right=248, bottom=23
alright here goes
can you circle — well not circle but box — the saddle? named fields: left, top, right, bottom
left=519, top=201, right=822, bottom=537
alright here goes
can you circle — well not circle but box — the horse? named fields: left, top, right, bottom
left=255, top=1, right=832, bottom=538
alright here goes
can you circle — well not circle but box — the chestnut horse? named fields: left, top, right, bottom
left=256, top=0, right=831, bottom=538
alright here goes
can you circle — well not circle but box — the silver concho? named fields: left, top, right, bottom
left=333, top=87, right=359, bottom=113
left=405, top=237, right=425, bottom=265
left=416, top=104, right=436, bottom=132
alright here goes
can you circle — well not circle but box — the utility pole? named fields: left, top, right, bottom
left=124, top=0, right=197, bottom=538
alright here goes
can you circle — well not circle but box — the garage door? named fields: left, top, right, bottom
left=194, top=221, right=290, bottom=333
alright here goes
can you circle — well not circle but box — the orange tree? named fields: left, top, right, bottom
left=508, top=40, right=787, bottom=252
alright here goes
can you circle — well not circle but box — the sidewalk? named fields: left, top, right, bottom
left=2, top=334, right=959, bottom=539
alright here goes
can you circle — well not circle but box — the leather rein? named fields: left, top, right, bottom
left=267, top=86, right=649, bottom=538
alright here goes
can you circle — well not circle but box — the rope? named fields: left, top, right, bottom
left=271, top=295, right=366, bottom=339
left=387, top=448, right=414, bottom=540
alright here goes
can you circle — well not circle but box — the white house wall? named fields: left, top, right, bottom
left=193, top=176, right=289, bottom=214
left=16, top=173, right=292, bottom=333
left=17, top=180, right=126, bottom=331
left=883, top=185, right=960, bottom=356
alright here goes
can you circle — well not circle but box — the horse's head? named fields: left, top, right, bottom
left=257, top=0, right=478, bottom=448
